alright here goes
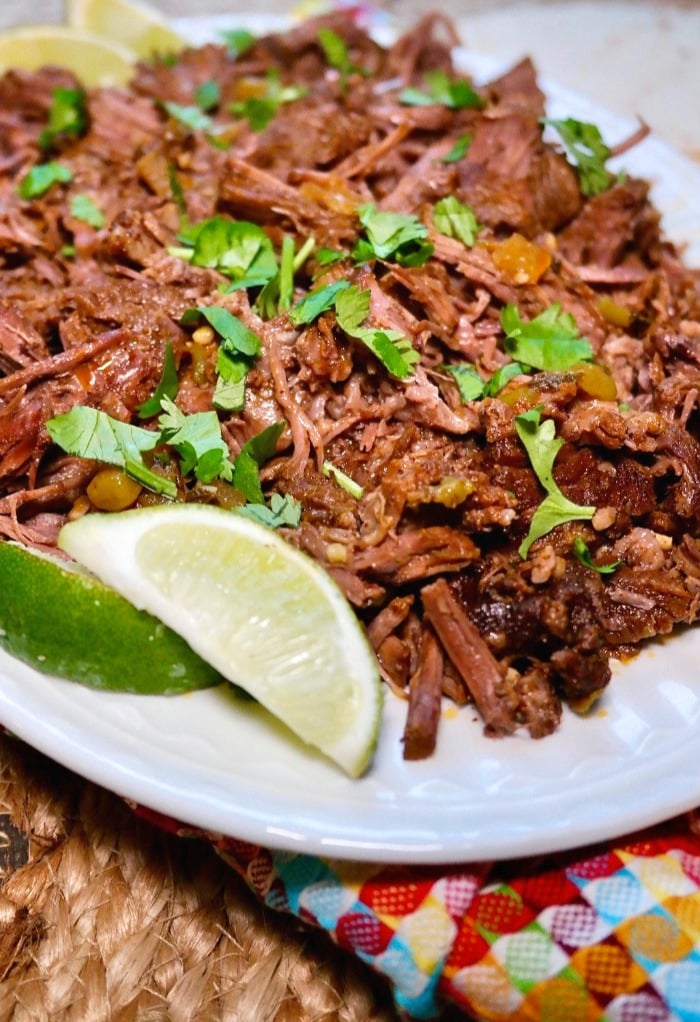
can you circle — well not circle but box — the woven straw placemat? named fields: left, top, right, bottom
left=0, top=732, right=413, bottom=1022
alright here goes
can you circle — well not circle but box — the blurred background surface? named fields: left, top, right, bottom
left=2, top=1, right=699, bottom=157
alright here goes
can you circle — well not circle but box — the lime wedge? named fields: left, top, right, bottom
left=0, top=24, right=136, bottom=86
left=66, top=0, right=185, bottom=58
left=0, top=541, right=221, bottom=694
left=58, top=505, right=383, bottom=776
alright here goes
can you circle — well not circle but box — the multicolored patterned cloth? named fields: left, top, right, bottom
left=135, top=806, right=700, bottom=1021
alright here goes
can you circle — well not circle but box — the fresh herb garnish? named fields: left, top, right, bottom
left=176, top=215, right=278, bottom=285
left=444, top=364, right=485, bottom=402
left=46, top=406, right=177, bottom=498
left=70, top=193, right=104, bottom=228
left=572, top=536, right=622, bottom=575
left=317, top=28, right=367, bottom=91
left=17, top=161, right=72, bottom=199
left=289, top=278, right=352, bottom=326
left=236, top=491, right=302, bottom=528
left=181, top=306, right=261, bottom=412
left=515, top=407, right=595, bottom=557
left=157, top=396, right=233, bottom=483
left=543, top=117, right=613, bottom=197
left=400, top=70, right=484, bottom=110
left=501, top=303, right=593, bottom=372
left=39, top=87, right=87, bottom=150
left=322, top=459, right=364, bottom=499
left=162, top=100, right=215, bottom=133
left=229, top=69, right=307, bottom=131
left=195, top=79, right=221, bottom=112
left=335, top=286, right=419, bottom=380
left=441, top=133, right=472, bottom=164
left=230, top=421, right=285, bottom=504
left=352, top=204, right=434, bottom=267
left=221, top=28, right=256, bottom=58
left=433, top=196, right=480, bottom=247
left=445, top=360, right=526, bottom=403
left=137, top=342, right=179, bottom=418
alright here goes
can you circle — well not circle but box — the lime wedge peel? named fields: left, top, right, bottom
left=0, top=540, right=221, bottom=694
left=58, top=504, right=383, bottom=777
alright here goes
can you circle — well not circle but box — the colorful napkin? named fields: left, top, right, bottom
left=133, top=805, right=700, bottom=1021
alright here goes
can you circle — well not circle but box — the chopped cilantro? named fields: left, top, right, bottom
left=317, top=27, right=367, bottom=91
left=195, top=79, right=221, bottom=112
left=39, top=87, right=87, bottom=150
left=230, top=421, right=285, bottom=503
left=178, top=215, right=277, bottom=285
left=181, top=306, right=261, bottom=412
left=322, top=459, right=364, bottom=499
left=444, top=363, right=485, bottom=402
left=353, top=204, right=434, bottom=267
left=221, top=28, right=256, bottom=58
left=400, top=70, right=483, bottom=110
left=572, top=536, right=622, bottom=574
left=501, top=303, right=593, bottom=372
left=163, top=100, right=215, bottom=133
left=543, top=117, right=613, bottom=197
left=157, top=396, right=232, bottom=483
left=515, top=407, right=595, bottom=557
left=315, top=247, right=346, bottom=269
left=236, top=491, right=302, bottom=528
left=335, top=285, right=419, bottom=380
left=433, top=196, right=480, bottom=247
left=70, top=193, right=104, bottom=228
left=445, top=360, right=526, bottom=403
left=46, top=406, right=176, bottom=498
left=229, top=69, right=307, bottom=131
left=441, top=133, right=472, bottom=164
left=289, top=278, right=351, bottom=326
left=17, top=161, right=72, bottom=199
left=137, top=342, right=179, bottom=418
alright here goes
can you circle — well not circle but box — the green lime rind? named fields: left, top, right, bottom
left=0, top=541, right=222, bottom=694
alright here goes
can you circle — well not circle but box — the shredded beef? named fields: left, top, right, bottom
left=1, top=12, right=699, bottom=759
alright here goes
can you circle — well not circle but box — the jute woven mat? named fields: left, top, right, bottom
left=0, top=732, right=411, bottom=1022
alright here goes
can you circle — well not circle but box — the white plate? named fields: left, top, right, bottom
left=2, top=18, right=700, bottom=864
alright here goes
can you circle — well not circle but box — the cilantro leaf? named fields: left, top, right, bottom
left=181, top=306, right=261, bottom=412
left=317, top=27, right=367, bottom=91
left=17, top=162, right=72, bottom=199
left=482, top=361, right=527, bottom=397
left=572, top=536, right=623, bottom=575
left=195, top=79, right=221, bottom=112
left=444, top=364, right=485, bottom=402
left=221, top=28, right=256, bottom=58
left=433, top=196, right=480, bottom=247
left=46, top=405, right=176, bottom=497
left=236, top=491, right=302, bottom=528
left=501, top=303, right=593, bottom=372
left=334, top=286, right=419, bottom=380
left=315, top=247, right=346, bottom=268
left=400, top=70, right=484, bottom=110
left=441, top=133, right=472, bottom=164
left=543, top=117, right=613, bottom=197
left=157, top=396, right=232, bottom=483
left=137, top=342, right=179, bottom=418
left=179, top=216, right=278, bottom=284
left=289, top=278, right=351, bottom=326
left=39, top=87, right=87, bottom=150
left=353, top=204, right=433, bottom=267
left=230, top=421, right=285, bottom=503
left=70, top=193, right=104, bottom=228
left=163, top=100, right=215, bottom=133
left=229, top=69, right=307, bottom=131
left=322, top=459, right=363, bottom=499
left=515, top=407, right=595, bottom=557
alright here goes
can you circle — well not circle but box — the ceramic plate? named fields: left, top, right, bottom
left=1, top=16, right=699, bottom=864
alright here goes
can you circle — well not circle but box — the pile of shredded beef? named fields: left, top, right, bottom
left=1, top=12, right=700, bottom=759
